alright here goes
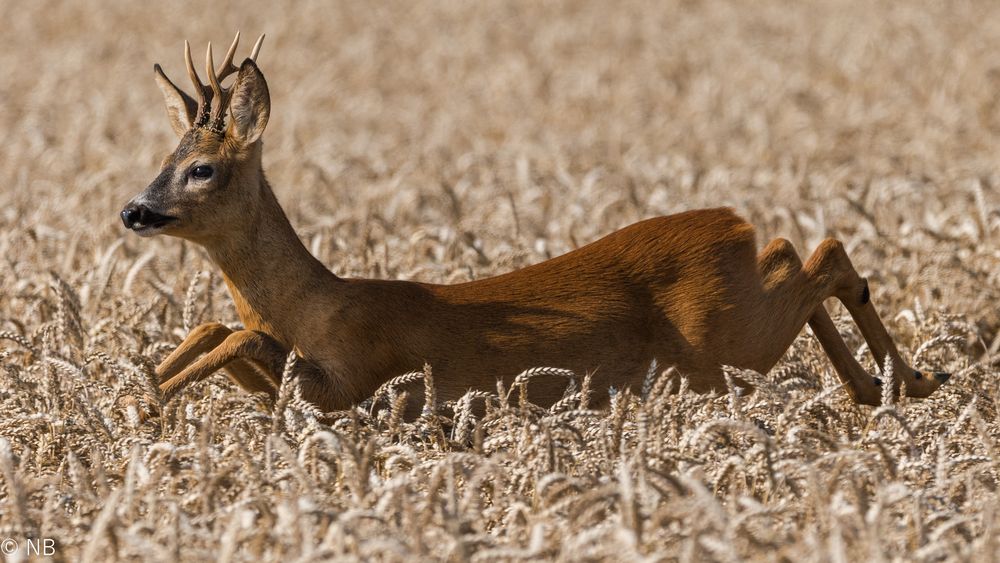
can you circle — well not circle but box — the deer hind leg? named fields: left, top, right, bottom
left=755, top=239, right=890, bottom=405
left=750, top=238, right=823, bottom=372
left=806, top=307, right=882, bottom=405
left=803, top=238, right=949, bottom=400
left=159, top=330, right=285, bottom=404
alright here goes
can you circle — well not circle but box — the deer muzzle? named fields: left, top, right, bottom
left=121, top=203, right=177, bottom=233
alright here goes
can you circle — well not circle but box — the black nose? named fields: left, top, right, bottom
left=121, top=205, right=143, bottom=229
left=121, top=204, right=173, bottom=230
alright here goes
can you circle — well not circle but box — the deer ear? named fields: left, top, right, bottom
left=153, top=64, right=197, bottom=137
left=227, top=59, right=270, bottom=145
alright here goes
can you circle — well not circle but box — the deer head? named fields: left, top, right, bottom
left=121, top=32, right=270, bottom=243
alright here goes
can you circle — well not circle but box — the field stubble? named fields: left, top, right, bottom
left=1, top=0, right=1000, bottom=560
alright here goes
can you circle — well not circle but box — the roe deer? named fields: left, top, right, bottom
left=122, top=33, right=949, bottom=417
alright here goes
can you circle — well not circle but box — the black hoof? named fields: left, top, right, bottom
left=860, top=278, right=870, bottom=305
left=935, top=372, right=951, bottom=383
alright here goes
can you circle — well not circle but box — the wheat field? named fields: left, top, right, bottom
left=1, top=0, right=999, bottom=560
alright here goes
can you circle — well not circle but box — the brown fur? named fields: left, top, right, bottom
left=126, top=46, right=949, bottom=417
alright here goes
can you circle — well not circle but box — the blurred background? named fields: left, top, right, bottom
left=1, top=0, right=998, bottom=373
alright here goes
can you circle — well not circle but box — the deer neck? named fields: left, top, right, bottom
left=202, top=176, right=340, bottom=346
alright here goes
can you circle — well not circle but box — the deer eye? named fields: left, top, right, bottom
left=190, top=165, right=214, bottom=180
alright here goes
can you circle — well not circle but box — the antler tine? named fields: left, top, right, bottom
left=250, top=34, right=265, bottom=62
left=184, top=40, right=207, bottom=121
left=216, top=30, right=241, bottom=82
left=205, top=42, right=226, bottom=124
left=169, top=33, right=263, bottom=132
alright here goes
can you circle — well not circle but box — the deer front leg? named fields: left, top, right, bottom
left=159, top=330, right=286, bottom=405
left=156, top=322, right=233, bottom=383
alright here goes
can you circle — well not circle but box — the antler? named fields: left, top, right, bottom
left=177, top=31, right=265, bottom=132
